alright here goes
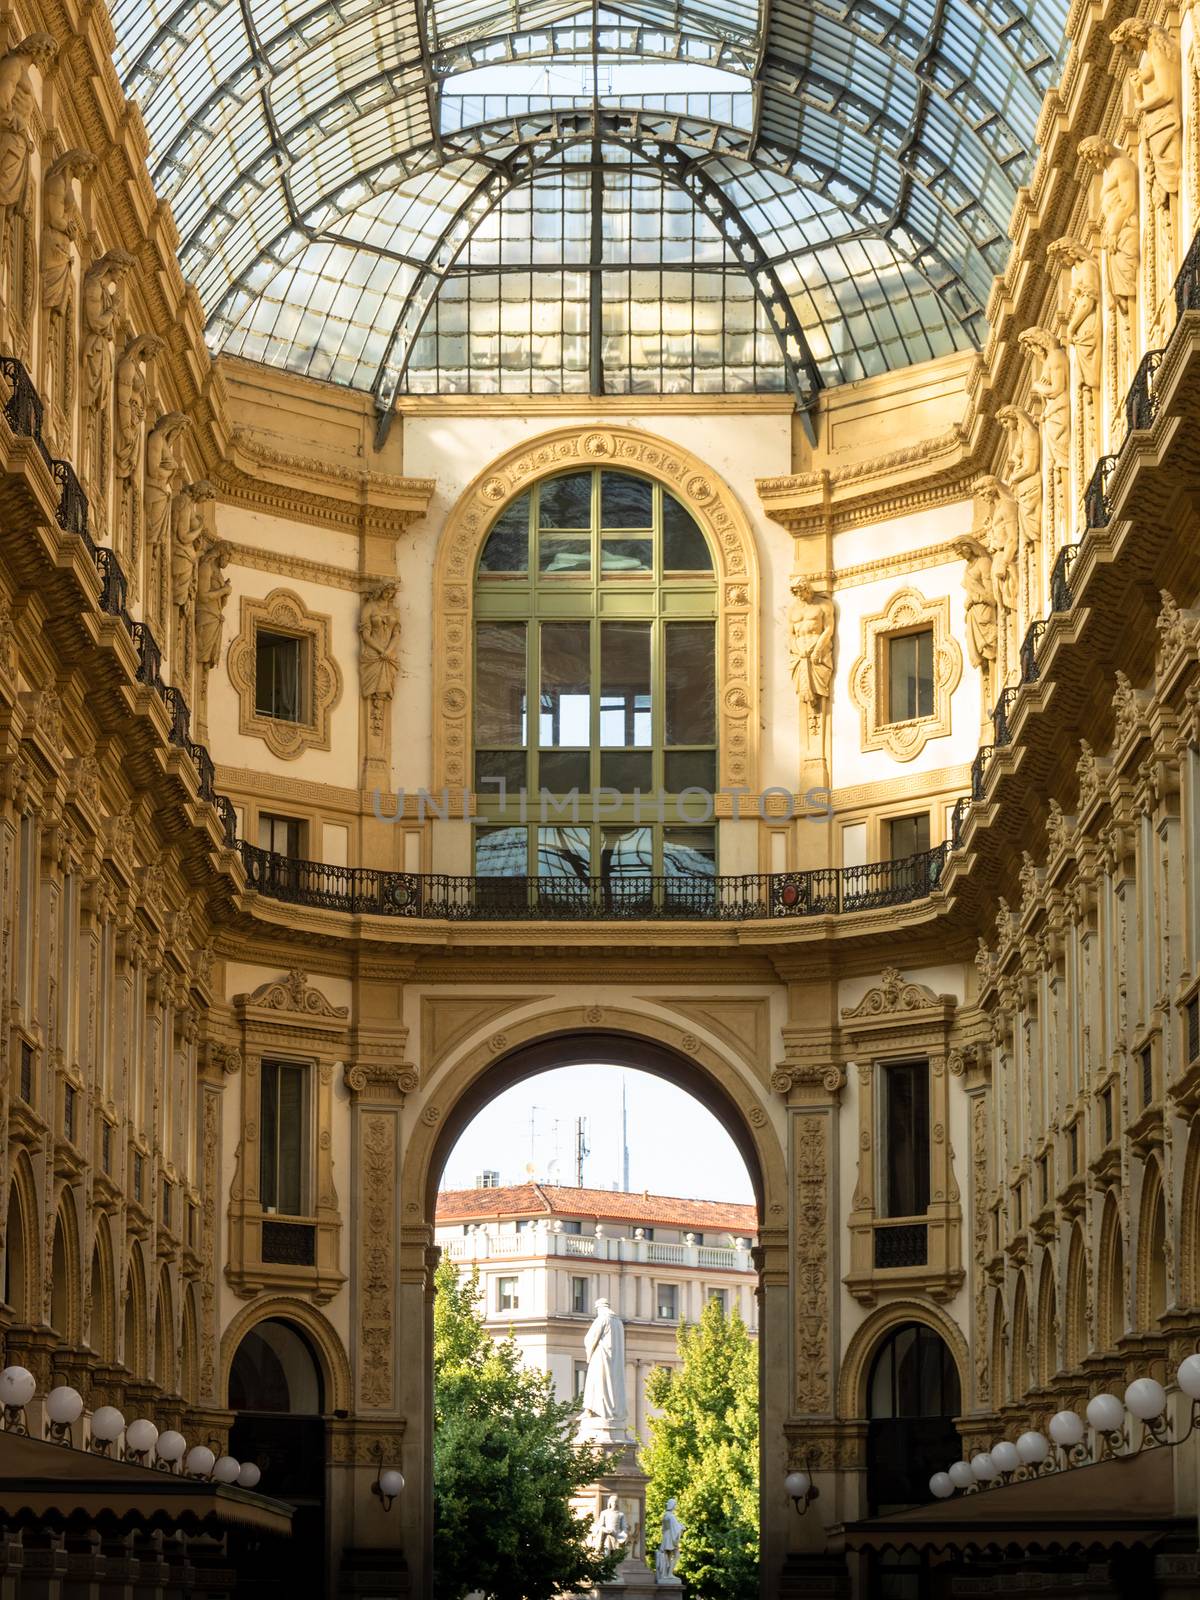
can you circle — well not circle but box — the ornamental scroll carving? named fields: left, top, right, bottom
left=841, top=967, right=942, bottom=1020
left=235, top=969, right=349, bottom=1019
left=794, top=1112, right=833, bottom=1414
left=432, top=427, right=758, bottom=796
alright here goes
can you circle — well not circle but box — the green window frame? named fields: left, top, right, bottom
left=473, top=468, right=719, bottom=881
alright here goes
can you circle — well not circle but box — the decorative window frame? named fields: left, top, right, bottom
left=848, top=587, right=962, bottom=762
left=227, top=589, right=343, bottom=761
left=430, top=425, right=759, bottom=800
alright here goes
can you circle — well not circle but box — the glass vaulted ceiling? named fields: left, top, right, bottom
left=110, top=0, right=1069, bottom=417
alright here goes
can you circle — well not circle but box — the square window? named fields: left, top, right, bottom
left=887, top=630, right=934, bottom=722
left=708, top=1287, right=728, bottom=1314
left=886, top=813, right=930, bottom=860
left=498, top=1276, right=519, bottom=1312
left=255, top=631, right=305, bottom=722
left=657, top=1283, right=678, bottom=1320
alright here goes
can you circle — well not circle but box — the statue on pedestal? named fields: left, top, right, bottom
left=786, top=574, right=835, bottom=747
left=580, top=1298, right=627, bottom=1442
left=655, top=1498, right=685, bottom=1582
left=592, top=1494, right=629, bottom=1556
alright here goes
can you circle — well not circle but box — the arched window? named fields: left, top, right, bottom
left=1035, top=1255, right=1057, bottom=1387
left=866, top=1321, right=962, bottom=1514
left=229, top=1319, right=325, bottom=1415
left=473, top=469, right=717, bottom=896
left=4, top=1183, right=26, bottom=1322
left=1064, top=1226, right=1088, bottom=1369
left=1011, top=1276, right=1031, bottom=1397
left=1138, top=1167, right=1168, bottom=1328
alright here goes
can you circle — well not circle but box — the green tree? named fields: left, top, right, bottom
left=641, top=1298, right=759, bottom=1599
left=433, top=1256, right=620, bottom=1600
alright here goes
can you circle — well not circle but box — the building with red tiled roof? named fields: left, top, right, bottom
left=434, top=1182, right=758, bottom=1441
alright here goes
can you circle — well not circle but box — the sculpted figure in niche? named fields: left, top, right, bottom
left=1049, top=239, right=1102, bottom=394
left=0, top=36, right=55, bottom=240
left=1112, top=19, right=1181, bottom=202
left=80, top=251, right=133, bottom=489
left=592, top=1495, right=628, bottom=1556
left=172, top=480, right=213, bottom=612
left=358, top=581, right=401, bottom=700
left=195, top=540, right=233, bottom=672
left=145, top=412, right=189, bottom=556
left=786, top=575, right=835, bottom=739
left=1018, top=328, right=1070, bottom=476
left=1081, top=137, right=1140, bottom=312
left=995, top=403, right=1041, bottom=551
left=39, top=150, right=91, bottom=316
left=975, top=476, right=1019, bottom=621
left=114, top=334, right=160, bottom=480
left=953, top=536, right=998, bottom=672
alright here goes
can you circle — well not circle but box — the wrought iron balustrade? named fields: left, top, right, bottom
left=0, top=354, right=44, bottom=441
left=237, top=841, right=948, bottom=922
left=1125, top=349, right=1165, bottom=432
left=94, top=547, right=128, bottom=617
left=873, top=1222, right=928, bottom=1269
left=49, top=458, right=90, bottom=544
left=950, top=796, right=970, bottom=850
left=1049, top=542, right=1080, bottom=613
left=971, top=745, right=994, bottom=800
left=1176, top=225, right=1200, bottom=313
left=160, top=686, right=190, bottom=747
left=1019, top=619, right=1046, bottom=683
left=128, top=622, right=163, bottom=688
left=992, top=686, right=1019, bottom=748
left=1083, top=454, right=1118, bottom=529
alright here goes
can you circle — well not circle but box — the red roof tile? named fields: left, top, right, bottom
left=435, top=1182, right=757, bottom=1232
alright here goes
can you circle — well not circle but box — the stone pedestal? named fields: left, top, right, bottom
left=574, top=1440, right=660, bottom=1597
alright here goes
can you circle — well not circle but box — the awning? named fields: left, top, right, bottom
left=0, top=1428, right=294, bottom=1536
left=834, top=1446, right=1188, bottom=1555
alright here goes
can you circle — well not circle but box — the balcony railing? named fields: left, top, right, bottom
left=1083, top=455, right=1118, bottom=529
left=1125, top=349, right=1165, bottom=433
left=1019, top=620, right=1046, bottom=684
left=1049, top=542, right=1080, bottom=613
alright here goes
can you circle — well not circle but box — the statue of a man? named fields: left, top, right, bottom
left=953, top=536, right=998, bottom=671
left=1112, top=19, right=1181, bottom=200
left=655, top=1498, right=685, bottom=1581
left=0, top=35, right=56, bottom=239
left=995, top=404, right=1041, bottom=551
left=1018, top=328, right=1070, bottom=474
left=81, top=251, right=133, bottom=414
left=195, top=540, right=233, bottom=670
left=1081, top=137, right=1139, bottom=311
left=593, top=1495, right=628, bottom=1556
left=581, top=1297, right=626, bottom=1439
left=975, top=476, right=1019, bottom=619
left=145, top=411, right=190, bottom=555
left=786, top=575, right=835, bottom=736
left=114, top=334, right=161, bottom=481
left=358, top=581, right=401, bottom=700
left=172, top=479, right=213, bottom=611
left=39, top=149, right=92, bottom=315
left=1049, top=239, right=1101, bottom=392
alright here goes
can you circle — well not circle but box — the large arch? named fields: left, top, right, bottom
left=154, top=1267, right=176, bottom=1394
left=88, top=1217, right=116, bottom=1366
left=49, top=1192, right=81, bottom=1345
left=1181, top=1120, right=1200, bottom=1307
left=1010, top=1273, right=1031, bottom=1398
left=837, top=1299, right=970, bottom=1422
left=430, top=426, right=759, bottom=802
left=122, top=1243, right=148, bottom=1376
left=400, top=1008, right=787, bottom=1596
left=218, top=1296, right=353, bottom=1416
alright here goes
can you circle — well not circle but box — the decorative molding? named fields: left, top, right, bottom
left=226, top=588, right=343, bottom=760
left=235, top=969, right=349, bottom=1020
left=358, top=1112, right=397, bottom=1409
left=793, top=1111, right=833, bottom=1415
left=847, top=588, right=962, bottom=762
left=431, top=425, right=759, bottom=796
left=224, top=541, right=363, bottom=593
left=841, top=967, right=945, bottom=1021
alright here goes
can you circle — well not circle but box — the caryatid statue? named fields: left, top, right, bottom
left=114, top=333, right=162, bottom=482
left=0, top=35, right=56, bottom=240
left=80, top=251, right=134, bottom=480
left=655, top=1498, right=685, bottom=1582
left=580, top=1297, right=627, bottom=1442
left=39, top=149, right=93, bottom=316
left=172, top=479, right=214, bottom=613
left=995, top=403, right=1041, bottom=552
left=1048, top=238, right=1102, bottom=395
left=145, top=411, right=190, bottom=560
left=975, top=475, right=1019, bottom=621
left=358, top=581, right=401, bottom=701
left=786, top=575, right=835, bottom=741
left=1079, top=136, right=1139, bottom=313
left=1018, top=327, right=1070, bottom=477
left=195, top=540, right=233, bottom=672
left=1111, top=18, right=1181, bottom=202
left=953, top=536, right=998, bottom=673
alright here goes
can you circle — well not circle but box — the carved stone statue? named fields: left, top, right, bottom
left=80, top=250, right=133, bottom=485
left=655, top=1498, right=685, bottom=1582
left=114, top=334, right=161, bottom=481
left=1112, top=19, right=1181, bottom=201
left=39, top=149, right=91, bottom=315
left=974, top=476, right=1019, bottom=620
left=195, top=540, right=233, bottom=671
left=953, top=536, right=998, bottom=671
left=1080, top=137, right=1139, bottom=311
left=0, top=35, right=56, bottom=240
left=592, top=1494, right=628, bottom=1556
left=172, top=480, right=213, bottom=612
left=145, top=412, right=190, bottom=558
left=1049, top=238, right=1101, bottom=393
left=358, top=581, right=401, bottom=700
left=581, top=1297, right=627, bottom=1441
left=786, top=575, right=835, bottom=739
left=995, top=404, right=1041, bottom=551
left=1018, top=328, right=1070, bottom=475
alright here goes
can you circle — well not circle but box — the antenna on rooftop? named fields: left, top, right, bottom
left=574, top=1117, right=589, bottom=1187
left=621, top=1074, right=630, bottom=1193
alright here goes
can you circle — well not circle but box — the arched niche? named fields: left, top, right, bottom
left=837, top=1299, right=970, bottom=1420
left=49, top=1190, right=81, bottom=1346
left=1135, top=1157, right=1168, bottom=1329
left=219, top=1297, right=351, bottom=1415
left=3, top=1153, right=38, bottom=1326
left=1098, top=1192, right=1126, bottom=1351
left=431, top=426, right=760, bottom=799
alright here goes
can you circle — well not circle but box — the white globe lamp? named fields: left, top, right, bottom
left=1086, top=1393, right=1126, bottom=1434
left=947, top=1460, right=975, bottom=1490
left=929, top=1472, right=954, bottom=1500
left=212, top=1455, right=241, bottom=1484
left=970, top=1452, right=997, bottom=1481
left=1125, top=1377, right=1167, bottom=1421
left=1049, top=1410, right=1085, bottom=1448
left=156, top=1429, right=186, bottom=1469
left=1016, top=1430, right=1049, bottom=1465
left=185, top=1444, right=216, bottom=1479
left=991, top=1440, right=1020, bottom=1474
left=237, top=1462, right=261, bottom=1490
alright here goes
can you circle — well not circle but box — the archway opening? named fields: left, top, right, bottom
left=865, top=1321, right=962, bottom=1516
left=228, top=1318, right=328, bottom=1589
left=4, top=1182, right=27, bottom=1325
left=428, top=1029, right=766, bottom=1594
left=49, top=1211, right=70, bottom=1342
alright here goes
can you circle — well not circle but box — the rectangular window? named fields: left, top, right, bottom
left=134, top=1152, right=144, bottom=1203
left=574, top=1359, right=588, bottom=1398
left=258, top=812, right=306, bottom=858
left=886, top=812, right=930, bottom=860
left=560, top=1219, right=583, bottom=1235
left=708, top=1287, right=728, bottom=1314
left=1038, top=1152, right=1049, bottom=1207
left=475, top=622, right=528, bottom=750
left=599, top=623, right=652, bottom=788
left=64, top=1083, right=76, bottom=1145
left=538, top=622, right=590, bottom=791
left=1069, top=1121, right=1079, bottom=1175
left=19, top=1040, right=32, bottom=1105
left=664, top=621, right=716, bottom=760
left=161, top=1179, right=171, bottom=1230
left=880, top=1061, right=930, bottom=1218
left=1188, top=995, right=1200, bottom=1063
left=887, top=630, right=934, bottom=722
left=259, top=1060, right=309, bottom=1217
left=255, top=630, right=304, bottom=722
left=498, top=1276, right=519, bottom=1312
left=101, top=1121, right=112, bottom=1174
left=657, top=1283, right=678, bottom=1320
left=572, top=1276, right=589, bottom=1314
left=1103, top=1085, right=1114, bottom=1145
left=1141, top=1044, right=1154, bottom=1108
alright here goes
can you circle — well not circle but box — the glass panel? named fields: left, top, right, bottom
left=276, top=1064, right=304, bottom=1217
left=540, top=533, right=592, bottom=575
left=663, top=495, right=713, bottom=571
left=601, top=536, right=653, bottom=574
left=539, top=472, right=592, bottom=528
left=600, top=827, right=653, bottom=878
left=539, top=623, right=590, bottom=746
left=888, top=631, right=935, bottom=721
left=539, top=749, right=589, bottom=791
left=474, top=749, right=527, bottom=794
left=883, top=1063, right=930, bottom=1217
left=663, top=827, right=716, bottom=877
left=665, top=622, right=716, bottom=745
left=475, top=825, right=527, bottom=877
left=888, top=813, right=930, bottom=859
left=475, top=623, right=527, bottom=746
left=255, top=632, right=301, bottom=721
left=601, top=751, right=653, bottom=791
left=664, top=750, right=717, bottom=793
left=536, top=826, right=591, bottom=879
left=600, top=472, right=652, bottom=527
left=479, top=494, right=531, bottom=573
left=600, top=623, right=651, bottom=747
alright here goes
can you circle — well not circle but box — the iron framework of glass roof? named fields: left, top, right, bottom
left=110, top=0, right=1069, bottom=424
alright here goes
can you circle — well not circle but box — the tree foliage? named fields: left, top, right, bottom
left=433, top=1256, right=620, bottom=1600
left=641, top=1298, right=759, bottom=1599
